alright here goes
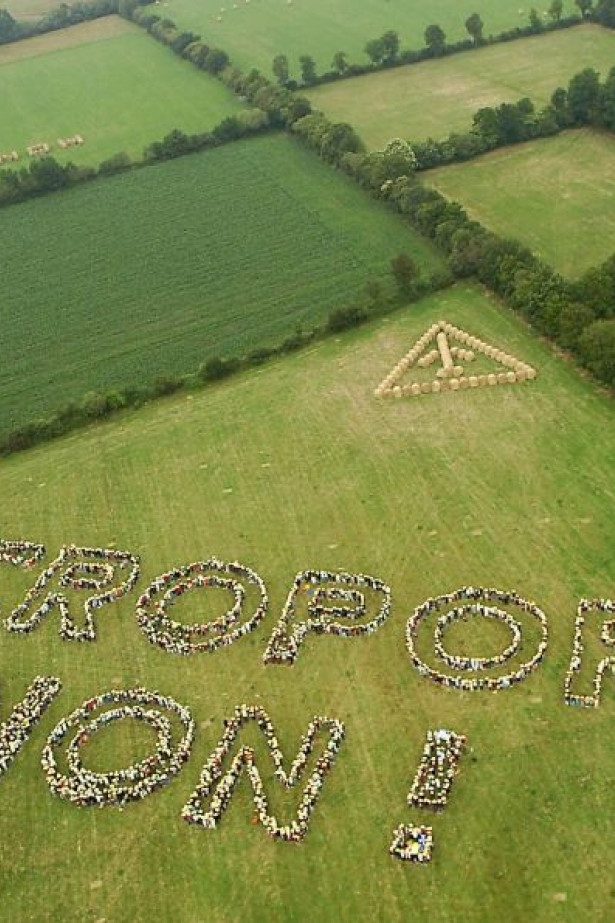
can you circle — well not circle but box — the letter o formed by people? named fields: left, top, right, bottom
left=41, top=688, right=195, bottom=806
left=136, top=558, right=268, bottom=655
left=406, top=587, right=548, bottom=691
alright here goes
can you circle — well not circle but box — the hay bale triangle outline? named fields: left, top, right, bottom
left=374, top=320, right=537, bottom=399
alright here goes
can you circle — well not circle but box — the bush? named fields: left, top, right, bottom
left=326, top=305, right=368, bottom=333
left=198, top=356, right=241, bottom=381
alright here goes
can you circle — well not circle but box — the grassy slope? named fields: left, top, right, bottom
left=0, top=18, right=241, bottom=167
left=0, top=133, right=441, bottom=437
left=157, top=0, right=577, bottom=75
left=0, top=284, right=614, bottom=923
left=306, top=24, right=615, bottom=148
left=427, top=129, right=615, bottom=279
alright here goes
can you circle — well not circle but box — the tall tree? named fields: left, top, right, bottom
left=528, top=7, right=543, bottom=30
left=424, top=23, right=446, bottom=55
left=548, top=0, right=564, bottom=19
left=381, top=30, right=400, bottom=61
left=465, top=12, right=484, bottom=43
left=575, top=0, right=594, bottom=14
left=331, top=51, right=348, bottom=73
left=601, top=66, right=615, bottom=130
left=595, top=0, right=615, bottom=26
left=299, top=55, right=317, bottom=84
left=391, top=253, right=420, bottom=291
left=567, top=67, right=601, bottom=123
left=364, top=36, right=386, bottom=64
left=272, top=54, right=289, bottom=85
left=0, top=7, right=17, bottom=42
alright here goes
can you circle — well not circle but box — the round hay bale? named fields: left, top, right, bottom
left=506, top=371, right=517, bottom=384
left=487, top=373, right=497, bottom=386
left=469, top=375, right=479, bottom=388
left=478, top=375, right=488, bottom=387
left=459, top=377, right=470, bottom=390
left=393, top=386, right=402, bottom=398
left=449, top=378, right=460, bottom=391
left=417, top=357, right=428, bottom=368
left=402, top=385, right=413, bottom=396
left=411, top=382, right=421, bottom=397
left=453, top=365, right=463, bottom=376
left=466, top=350, right=475, bottom=362
left=497, top=372, right=508, bottom=384
left=526, top=368, right=537, bottom=380
left=431, top=380, right=441, bottom=394
left=436, top=368, right=446, bottom=379
left=516, top=369, right=527, bottom=383
left=420, top=382, right=431, bottom=394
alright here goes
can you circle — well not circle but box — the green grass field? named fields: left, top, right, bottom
left=0, top=133, right=441, bottom=438
left=427, top=129, right=615, bottom=279
left=1, top=283, right=614, bottom=922
left=306, top=24, right=615, bottom=148
left=0, top=17, right=241, bottom=167
left=157, top=0, right=578, bottom=76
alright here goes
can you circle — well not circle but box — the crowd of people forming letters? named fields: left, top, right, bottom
left=1, top=541, right=612, bottom=705
left=1, top=539, right=613, bottom=860
left=565, top=598, right=615, bottom=707
left=136, top=559, right=268, bottom=655
left=41, top=688, right=195, bottom=807
left=263, top=569, right=392, bottom=665
left=406, top=587, right=549, bottom=692
left=2, top=543, right=139, bottom=642
left=181, top=704, right=346, bottom=842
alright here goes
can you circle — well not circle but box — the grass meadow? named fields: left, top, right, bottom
left=0, top=17, right=241, bottom=167
left=306, top=24, right=615, bottom=148
left=427, top=129, right=615, bottom=279
left=0, top=133, right=441, bottom=438
left=0, top=283, right=614, bottom=922
left=158, top=0, right=578, bottom=76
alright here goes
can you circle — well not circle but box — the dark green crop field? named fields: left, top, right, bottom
left=0, top=133, right=441, bottom=437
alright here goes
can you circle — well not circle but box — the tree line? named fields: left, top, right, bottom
left=0, top=0, right=119, bottom=45
left=0, top=110, right=273, bottom=208
left=267, top=2, right=615, bottom=90
left=410, top=65, right=615, bottom=169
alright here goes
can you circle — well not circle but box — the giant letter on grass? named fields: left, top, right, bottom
left=0, top=676, right=62, bottom=778
left=182, top=705, right=345, bottom=841
left=3, top=543, right=139, bottom=641
left=565, top=598, right=615, bottom=707
left=263, top=570, right=391, bottom=665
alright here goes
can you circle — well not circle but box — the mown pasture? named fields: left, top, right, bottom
left=427, top=129, right=615, bottom=279
left=0, top=17, right=241, bottom=167
left=159, top=0, right=577, bottom=76
left=306, top=24, right=615, bottom=148
left=0, top=283, right=614, bottom=923
left=0, top=133, right=441, bottom=438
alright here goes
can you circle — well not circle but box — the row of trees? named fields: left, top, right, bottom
left=0, top=0, right=120, bottom=45
left=269, top=7, right=589, bottom=88
left=0, top=109, right=271, bottom=207
left=410, top=66, right=615, bottom=170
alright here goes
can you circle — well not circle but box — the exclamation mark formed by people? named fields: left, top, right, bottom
left=390, top=729, right=467, bottom=864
